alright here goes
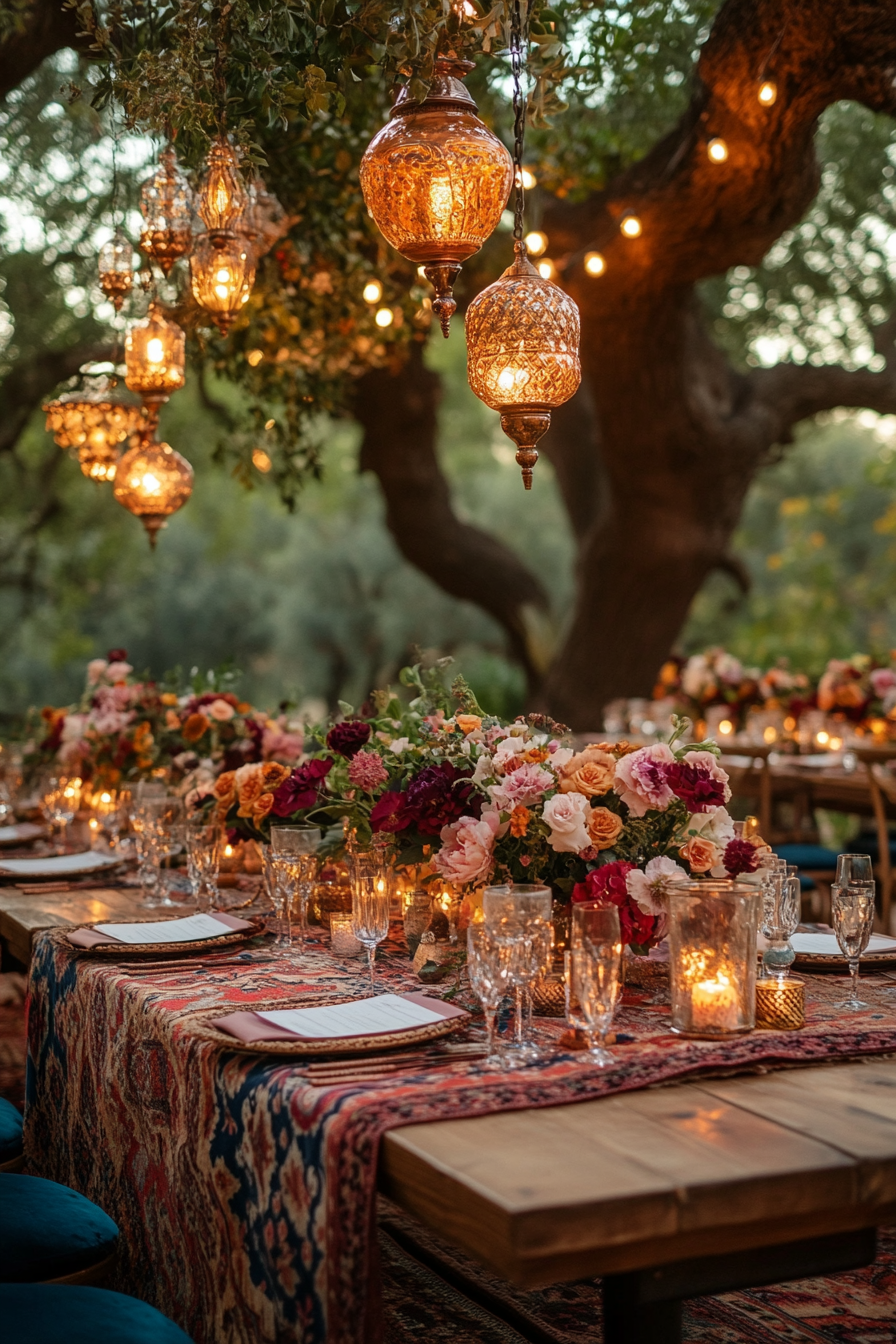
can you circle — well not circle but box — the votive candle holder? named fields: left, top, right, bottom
left=330, top=913, right=363, bottom=958
left=755, top=975, right=805, bottom=1030
left=669, top=881, right=760, bottom=1038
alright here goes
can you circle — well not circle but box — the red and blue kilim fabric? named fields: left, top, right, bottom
left=23, top=924, right=896, bottom=1344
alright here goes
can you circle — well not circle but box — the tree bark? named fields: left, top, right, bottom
left=0, top=0, right=84, bottom=99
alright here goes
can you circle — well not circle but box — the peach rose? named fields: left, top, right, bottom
left=236, top=763, right=265, bottom=817
left=213, top=770, right=237, bottom=804
left=455, top=714, right=482, bottom=735
left=165, top=709, right=181, bottom=730
left=587, top=806, right=624, bottom=851
left=252, top=792, right=275, bottom=824
left=558, top=747, right=616, bottom=798
left=679, top=835, right=721, bottom=874
left=260, top=762, right=290, bottom=792
left=209, top=698, right=236, bottom=722
left=182, top=712, right=210, bottom=744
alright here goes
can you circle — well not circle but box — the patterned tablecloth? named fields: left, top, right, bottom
left=23, top=921, right=896, bottom=1344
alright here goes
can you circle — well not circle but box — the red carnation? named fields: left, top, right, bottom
left=270, top=758, right=333, bottom=817
left=107, top=648, right=128, bottom=663
left=664, top=760, right=727, bottom=813
left=572, top=860, right=659, bottom=946
left=326, top=721, right=372, bottom=758
left=722, top=838, right=761, bottom=878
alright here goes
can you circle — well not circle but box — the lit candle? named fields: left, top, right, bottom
left=691, top=972, right=739, bottom=1032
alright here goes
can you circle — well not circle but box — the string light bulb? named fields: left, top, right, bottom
left=536, top=258, right=556, bottom=279
left=97, top=230, right=134, bottom=311
left=620, top=214, right=642, bottom=238
left=363, top=280, right=383, bottom=303
left=124, top=303, right=186, bottom=419
left=375, top=307, right=394, bottom=328
left=139, top=147, right=194, bottom=275
left=190, top=232, right=255, bottom=334
left=524, top=230, right=547, bottom=256
left=758, top=80, right=777, bottom=106
left=360, top=56, right=513, bottom=337
left=197, top=136, right=248, bottom=238
left=707, top=137, right=729, bottom=163
left=466, top=241, right=581, bottom=489
left=584, top=251, right=606, bottom=276
left=520, top=167, right=537, bottom=190
left=113, top=429, right=194, bottom=548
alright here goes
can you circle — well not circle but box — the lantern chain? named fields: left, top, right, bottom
left=510, top=0, right=527, bottom=247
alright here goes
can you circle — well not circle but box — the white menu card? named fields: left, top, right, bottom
left=256, top=994, right=445, bottom=1040
left=93, top=914, right=238, bottom=945
left=791, top=932, right=896, bottom=956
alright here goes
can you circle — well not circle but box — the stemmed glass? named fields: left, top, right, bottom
left=832, top=883, right=875, bottom=1010
left=483, top=884, right=552, bottom=1066
left=570, top=902, right=623, bottom=1067
left=186, top=818, right=222, bottom=912
left=466, top=923, right=512, bottom=1069
left=271, top=825, right=320, bottom=956
left=761, top=874, right=801, bottom=978
left=135, top=797, right=174, bottom=907
left=350, top=851, right=392, bottom=988
left=42, top=774, right=82, bottom=853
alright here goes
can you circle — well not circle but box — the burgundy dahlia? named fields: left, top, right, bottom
left=722, top=837, right=760, bottom=878
left=270, top=757, right=334, bottom=817
left=664, top=760, right=728, bottom=813
left=404, top=762, right=480, bottom=835
left=326, top=720, right=372, bottom=758
left=370, top=791, right=417, bottom=833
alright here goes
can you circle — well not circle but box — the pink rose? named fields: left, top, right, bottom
left=105, top=661, right=133, bottom=683
left=542, top=791, right=592, bottom=853
left=208, top=698, right=236, bottom=722
left=261, top=726, right=304, bottom=763
left=614, top=743, right=676, bottom=817
left=435, top=809, right=501, bottom=886
left=86, top=659, right=108, bottom=686
left=871, top=668, right=896, bottom=697
left=487, top=762, right=554, bottom=812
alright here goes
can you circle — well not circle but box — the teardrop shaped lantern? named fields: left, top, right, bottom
left=360, top=56, right=513, bottom=337
left=113, top=430, right=194, bottom=548
left=98, top=230, right=134, bottom=311
left=190, top=231, right=255, bottom=334
left=43, top=387, right=143, bottom=482
left=125, top=303, right=186, bottom=417
left=197, top=136, right=248, bottom=238
left=466, top=242, right=581, bottom=488
left=140, top=147, right=195, bottom=275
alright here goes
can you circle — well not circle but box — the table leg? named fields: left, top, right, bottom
left=600, top=1227, right=875, bottom=1344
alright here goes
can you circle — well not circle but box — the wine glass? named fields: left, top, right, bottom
left=134, top=797, right=172, bottom=907
left=832, top=883, right=875, bottom=1010
left=836, top=853, right=874, bottom=890
left=271, top=825, right=320, bottom=955
left=187, top=817, right=222, bottom=912
left=570, top=902, right=623, bottom=1067
left=350, top=851, right=392, bottom=988
left=761, top=874, right=801, bottom=979
left=483, top=885, right=552, bottom=1066
left=466, top=923, right=512, bottom=1069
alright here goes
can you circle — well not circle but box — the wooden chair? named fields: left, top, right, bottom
left=852, top=746, right=896, bottom=933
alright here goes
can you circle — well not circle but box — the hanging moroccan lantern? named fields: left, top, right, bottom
left=190, top=231, right=255, bottom=334
left=197, top=136, right=248, bottom=238
left=139, top=147, right=195, bottom=275
left=359, top=56, right=513, bottom=337
left=465, top=241, right=581, bottom=488
left=97, top=230, right=134, bottom=311
left=113, top=429, right=194, bottom=548
left=241, top=177, right=288, bottom=257
left=43, top=389, right=143, bottom=482
left=125, top=303, right=186, bottom=418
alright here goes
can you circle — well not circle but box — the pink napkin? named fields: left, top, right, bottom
left=66, top=911, right=255, bottom=949
left=211, top=993, right=468, bottom=1044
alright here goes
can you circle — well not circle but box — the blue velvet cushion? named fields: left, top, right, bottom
left=0, top=1285, right=195, bottom=1342
left=0, top=1098, right=23, bottom=1163
left=773, top=844, right=840, bottom=870
left=0, top=1174, right=119, bottom=1282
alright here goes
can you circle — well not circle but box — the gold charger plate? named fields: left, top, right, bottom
left=792, top=949, right=896, bottom=972
left=70, top=916, right=266, bottom=958
left=201, top=997, right=470, bottom=1057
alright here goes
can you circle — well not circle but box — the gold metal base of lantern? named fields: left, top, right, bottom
left=141, top=515, right=168, bottom=549
left=423, top=262, right=462, bottom=337
left=499, top=406, right=552, bottom=489
left=99, top=273, right=133, bottom=312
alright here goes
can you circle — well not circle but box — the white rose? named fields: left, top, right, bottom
left=626, top=856, right=688, bottom=916
left=542, top=791, right=591, bottom=854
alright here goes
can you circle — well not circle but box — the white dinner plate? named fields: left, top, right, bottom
left=0, top=823, right=46, bottom=848
left=791, top=930, right=896, bottom=969
left=0, top=851, right=123, bottom=879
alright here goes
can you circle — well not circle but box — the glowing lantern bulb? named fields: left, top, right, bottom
left=584, top=251, right=606, bottom=276
left=146, top=338, right=164, bottom=364
left=620, top=214, right=642, bottom=238
left=113, top=430, right=194, bottom=548
left=758, top=80, right=777, bottom=106
left=707, top=137, right=729, bottom=163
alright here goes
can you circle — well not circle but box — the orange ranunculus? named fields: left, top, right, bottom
left=558, top=747, right=616, bottom=798
left=659, top=660, right=679, bottom=687
left=213, top=770, right=237, bottom=803
left=509, top=805, right=531, bottom=838
left=260, top=762, right=290, bottom=791
left=455, top=714, right=483, bottom=735
left=679, top=836, right=720, bottom=874
left=236, top=764, right=265, bottom=817
left=165, top=709, right=181, bottom=730
left=237, top=701, right=252, bottom=714
left=522, top=746, right=550, bottom=764
left=253, top=792, right=275, bottom=824
left=182, top=712, right=210, bottom=743
left=586, top=806, right=624, bottom=851
left=160, top=693, right=179, bottom=706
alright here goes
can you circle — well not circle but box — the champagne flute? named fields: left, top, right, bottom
left=271, top=825, right=319, bottom=956
left=350, top=851, right=392, bottom=988
left=483, top=885, right=552, bottom=1065
left=832, top=883, right=875, bottom=1010
left=571, top=902, right=622, bottom=1066
left=466, top=924, right=511, bottom=1069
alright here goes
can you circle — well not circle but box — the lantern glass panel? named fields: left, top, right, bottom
left=140, top=147, right=194, bottom=275
left=125, top=305, right=186, bottom=399
left=198, top=138, right=248, bottom=235
left=190, top=233, right=256, bottom=332
left=98, top=230, right=134, bottom=310
left=668, top=881, right=760, bottom=1037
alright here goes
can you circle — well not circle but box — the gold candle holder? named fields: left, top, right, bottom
left=756, top=976, right=805, bottom=1030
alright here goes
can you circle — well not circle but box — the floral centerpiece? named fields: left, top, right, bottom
left=210, top=661, right=765, bottom=951
left=654, top=648, right=763, bottom=732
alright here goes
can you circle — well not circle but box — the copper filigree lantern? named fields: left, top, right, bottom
left=113, top=430, right=194, bottom=548
left=43, top=389, right=143, bottom=483
left=140, top=147, right=195, bottom=275
left=359, top=56, right=513, bottom=336
left=466, top=241, right=581, bottom=488
left=197, top=136, right=248, bottom=238
left=241, top=177, right=288, bottom=257
left=125, top=303, right=186, bottom=419
left=190, top=231, right=255, bottom=334
left=97, top=230, right=134, bottom=311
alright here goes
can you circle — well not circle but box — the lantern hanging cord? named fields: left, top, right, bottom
left=510, top=0, right=528, bottom=246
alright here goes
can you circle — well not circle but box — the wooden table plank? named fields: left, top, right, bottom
left=380, top=1060, right=896, bottom=1287
left=0, top=886, right=154, bottom=963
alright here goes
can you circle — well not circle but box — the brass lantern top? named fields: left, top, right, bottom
left=359, top=56, right=513, bottom=336
left=190, top=232, right=256, bottom=334
left=466, top=242, right=581, bottom=488
left=113, top=431, right=194, bottom=548
left=124, top=303, right=186, bottom=405
left=140, top=146, right=195, bottom=275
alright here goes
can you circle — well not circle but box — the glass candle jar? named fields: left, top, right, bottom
left=668, top=881, right=760, bottom=1037
left=329, top=913, right=363, bottom=958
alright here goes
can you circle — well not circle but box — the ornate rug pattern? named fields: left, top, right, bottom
left=22, top=922, right=896, bottom=1344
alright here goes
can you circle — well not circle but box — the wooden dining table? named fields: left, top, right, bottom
left=381, top=1056, right=896, bottom=1343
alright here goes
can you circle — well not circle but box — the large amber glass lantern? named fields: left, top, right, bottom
left=125, top=304, right=186, bottom=412
left=668, top=882, right=760, bottom=1038
left=43, top=390, right=142, bottom=482
left=360, top=57, right=513, bottom=336
left=140, top=147, right=194, bottom=275
left=97, top=230, right=134, bottom=311
left=197, top=136, right=248, bottom=237
left=113, top=431, right=194, bottom=548
left=465, top=242, right=581, bottom=487
left=241, top=177, right=288, bottom=257
left=190, top=232, right=255, bottom=334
